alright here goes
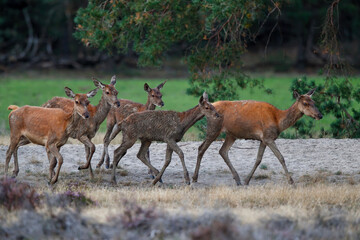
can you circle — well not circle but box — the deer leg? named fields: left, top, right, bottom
left=5, top=143, right=17, bottom=178
left=245, top=142, right=266, bottom=185
left=153, top=145, right=173, bottom=185
left=219, top=134, right=242, bottom=185
left=193, top=117, right=223, bottom=182
left=12, top=137, right=30, bottom=177
left=97, top=122, right=115, bottom=169
left=78, top=136, right=94, bottom=179
left=46, top=149, right=57, bottom=179
left=168, top=140, right=190, bottom=185
left=12, top=146, right=20, bottom=177
left=193, top=135, right=220, bottom=183
left=146, top=149, right=154, bottom=178
left=111, top=139, right=136, bottom=184
left=47, top=144, right=64, bottom=185
left=137, top=141, right=160, bottom=180
left=266, top=141, right=294, bottom=185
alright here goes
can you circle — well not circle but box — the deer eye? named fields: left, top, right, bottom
left=75, top=101, right=79, bottom=104
left=106, top=92, right=110, bottom=95
left=303, top=102, right=309, bottom=107
left=152, top=95, right=155, bottom=97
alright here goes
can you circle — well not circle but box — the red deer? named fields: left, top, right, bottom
left=5, top=87, right=96, bottom=184
left=111, top=92, right=220, bottom=185
left=192, top=88, right=323, bottom=185
left=42, top=76, right=120, bottom=178
left=96, top=81, right=166, bottom=172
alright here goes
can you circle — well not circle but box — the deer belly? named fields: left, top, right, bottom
left=22, top=130, right=47, bottom=146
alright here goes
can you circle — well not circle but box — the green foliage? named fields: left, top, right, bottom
left=74, top=0, right=278, bottom=101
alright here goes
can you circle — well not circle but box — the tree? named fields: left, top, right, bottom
left=286, top=0, right=360, bottom=138
left=74, top=0, right=280, bottom=101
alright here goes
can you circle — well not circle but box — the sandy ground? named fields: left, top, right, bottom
left=1, top=138, right=360, bottom=186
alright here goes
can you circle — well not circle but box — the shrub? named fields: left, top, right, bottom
left=121, top=200, right=159, bottom=229
left=0, top=177, right=39, bottom=211
left=56, top=190, right=96, bottom=208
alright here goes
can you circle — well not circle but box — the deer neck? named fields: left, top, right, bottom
left=178, top=105, right=203, bottom=133
left=65, top=108, right=83, bottom=136
left=145, top=98, right=156, bottom=110
left=279, top=101, right=304, bottom=131
left=93, top=94, right=112, bottom=126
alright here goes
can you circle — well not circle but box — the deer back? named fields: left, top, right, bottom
left=121, top=110, right=182, bottom=141
left=212, top=100, right=283, bottom=141
left=112, top=99, right=148, bottom=123
left=8, top=106, right=72, bottom=146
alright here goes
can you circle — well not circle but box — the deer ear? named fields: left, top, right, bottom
left=64, top=87, right=76, bottom=98
left=293, top=90, right=300, bottom=100
left=110, top=75, right=116, bottom=86
left=144, top=83, right=151, bottom=93
left=87, top=88, right=98, bottom=98
left=306, top=88, right=316, bottom=97
left=157, top=80, right=166, bottom=90
left=203, top=92, right=209, bottom=102
left=93, top=78, right=105, bottom=90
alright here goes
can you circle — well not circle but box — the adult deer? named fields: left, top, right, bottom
left=192, top=88, right=323, bottom=185
left=96, top=81, right=166, bottom=170
left=5, top=87, right=96, bottom=184
left=111, top=92, right=220, bottom=185
left=42, top=76, right=120, bottom=178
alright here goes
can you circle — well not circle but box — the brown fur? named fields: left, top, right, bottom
left=42, top=76, right=120, bottom=178
left=5, top=88, right=93, bottom=184
left=97, top=81, right=166, bottom=169
left=192, top=88, right=323, bottom=186
left=8, top=105, right=20, bottom=111
left=111, top=92, right=220, bottom=185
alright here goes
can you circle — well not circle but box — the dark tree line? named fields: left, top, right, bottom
left=1, top=0, right=359, bottom=73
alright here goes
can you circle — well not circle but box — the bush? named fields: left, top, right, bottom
left=0, top=178, right=39, bottom=211
left=120, top=200, right=159, bottom=229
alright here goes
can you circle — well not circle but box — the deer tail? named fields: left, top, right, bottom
left=8, top=105, right=20, bottom=111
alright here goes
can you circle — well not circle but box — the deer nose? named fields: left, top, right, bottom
left=318, top=113, right=323, bottom=120
left=160, top=102, right=164, bottom=107
left=84, top=113, right=90, bottom=119
left=115, top=101, right=120, bottom=107
left=215, top=113, right=220, bottom=118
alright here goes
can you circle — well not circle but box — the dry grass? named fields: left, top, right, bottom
left=34, top=182, right=360, bottom=213
left=1, top=176, right=360, bottom=239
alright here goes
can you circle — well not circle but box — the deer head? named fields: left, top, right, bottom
left=93, top=75, right=120, bottom=107
left=64, top=87, right=95, bottom=119
left=199, top=92, right=220, bottom=119
left=144, top=80, right=166, bottom=107
left=293, top=88, right=323, bottom=120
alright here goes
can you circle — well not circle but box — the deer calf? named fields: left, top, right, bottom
left=111, top=92, right=220, bottom=185
left=5, top=87, right=96, bottom=184
left=192, top=88, right=323, bottom=185
left=43, top=76, right=120, bottom=178
left=97, top=81, right=166, bottom=170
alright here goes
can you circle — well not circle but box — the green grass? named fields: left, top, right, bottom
left=1, top=74, right=360, bottom=138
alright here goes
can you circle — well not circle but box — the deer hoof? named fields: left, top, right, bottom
left=289, top=178, right=295, bottom=185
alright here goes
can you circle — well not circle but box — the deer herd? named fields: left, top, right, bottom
left=4, top=75, right=323, bottom=186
